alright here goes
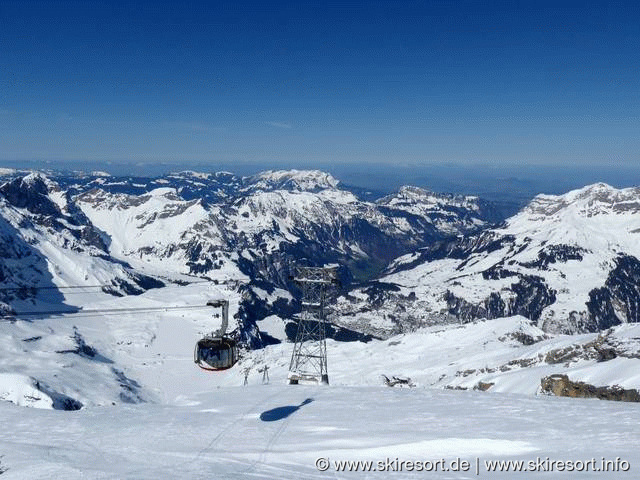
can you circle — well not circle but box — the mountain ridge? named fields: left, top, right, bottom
left=334, top=181, right=640, bottom=336
left=0, top=168, right=502, bottom=348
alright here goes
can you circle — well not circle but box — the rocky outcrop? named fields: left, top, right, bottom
left=445, top=275, right=556, bottom=323
left=540, top=374, right=640, bottom=402
left=475, top=381, right=494, bottom=391
left=520, top=244, right=588, bottom=269
left=586, top=255, right=640, bottom=330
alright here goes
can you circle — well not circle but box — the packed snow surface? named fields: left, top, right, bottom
left=2, top=384, right=639, bottom=478
left=1, top=281, right=640, bottom=478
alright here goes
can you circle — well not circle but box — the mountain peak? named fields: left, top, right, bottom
left=397, top=185, right=433, bottom=197
left=524, top=183, right=640, bottom=217
left=21, top=172, right=54, bottom=191
left=170, top=170, right=212, bottom=180
left=246, top=169, right=340, bottom=192
left=0, top=173, right=62, bottom=215
left=378, top=185, right=482, bottom=212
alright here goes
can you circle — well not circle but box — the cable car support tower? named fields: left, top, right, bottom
left=288, top=266, right=339, bottom=385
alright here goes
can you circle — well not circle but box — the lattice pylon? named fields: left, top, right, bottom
left=288, top=266, right=338, bottom=385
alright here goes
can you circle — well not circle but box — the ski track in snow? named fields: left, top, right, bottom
left=1, top=385, right=639, bottom=479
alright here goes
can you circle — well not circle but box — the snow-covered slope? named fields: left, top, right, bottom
left=335, top=183, right=640, bottom=335
left=4, top=382, right=640, bottom=479
left=0, top=168, right=503, bottom=356
left=0, top=174, right=166, bottom=317
left=72, top=169, right=498, bottom=284
left=6, top=278, right=640, bottom=412
left=3, top=170, right=640, bottom=478
left=2, top=304, right=640, bottom=477
left=245, top=169, right=340, bottom=192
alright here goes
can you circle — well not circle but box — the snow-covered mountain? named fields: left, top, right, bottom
left=2, top=171, right=640, bottom=479
left=335, top=183, right=640, bottom=336
left=0, top=173, right=165, bottom=316
left=70, top=169, right=499, bottom=284
left=0, top=169, right=501, bottom=348
left=0, top=168, right=507, bottom=410
left=376, top=185, right=502, bottom=235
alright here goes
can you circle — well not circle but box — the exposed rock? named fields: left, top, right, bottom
left=520, top=244, right=588, bottom=269
left=32, top=379, right=84, bottom=411
left=544, top=346, right=584, bottom=365
left=445, top=275, right=556, bottom=323
left=540, top=374, right=640, bottom=402
left=499, top=331, right=547, bottom=345
left=587, top=255, right=640, bottom=330
left=0, top=174, right=61, bottom=216
left=475, top=381, right=494, bottom=391
left=381, top=375, right=415, bottom=388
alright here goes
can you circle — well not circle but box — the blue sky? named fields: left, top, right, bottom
left=1, top=0, right=638, bottom=168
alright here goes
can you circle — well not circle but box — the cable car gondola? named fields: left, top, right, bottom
left=194, top=299, right=239, bottom=371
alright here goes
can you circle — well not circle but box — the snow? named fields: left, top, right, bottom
left=170, top=170, right=212, bottom=180
left=0, top=374, right=52, bottom=409
left=1, top=284, right=640, bottom=477
left=379, top=186, right=481, bottom=215
left=248, top=169, right=340, bottom=191
left=1, top=384, right=639, bottom=478
left=76, top=187, right=242, bottom=279
left=257, top=315, right=289, bottom=341
left=2, top=175, right=640, bottom=477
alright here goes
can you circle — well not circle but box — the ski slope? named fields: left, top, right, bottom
left=1, top=384, right=639, bottom=478
left=1, top=281, right=640, bottom=478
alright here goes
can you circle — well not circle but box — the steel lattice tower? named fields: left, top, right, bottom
left=288, top=266, right=339, bottom=385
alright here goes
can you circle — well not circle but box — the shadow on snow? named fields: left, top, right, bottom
left=260, top=398, right=314, bottom=422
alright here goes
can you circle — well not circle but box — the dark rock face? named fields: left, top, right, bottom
left=283, top=320, right=373, bottom=344
left=0, top=175, right=61, bottom=216
left=510, top=275, right=557, bottom=320
left=475, top=381, right=494, bottom=391
left=101, top=275, right=165, bottom=297
left=34, top=381, right=84, bottom=410
left=431, top=232, right=516, bottom=262
left=54, top=328, right=119, bottom=365
left=587, top=255, right=640, bottom=330
left=540, top=374, right=640, bottom=402
left=112, top=368, right=145, bottom=404
left=521, top=244, right=588, bottom=269
left=445, top=275, right=556, bottom=323
left=481, top=266, right=518, bottom=280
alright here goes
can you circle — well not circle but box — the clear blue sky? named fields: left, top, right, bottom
left=1, top=0, right=638, bottom=168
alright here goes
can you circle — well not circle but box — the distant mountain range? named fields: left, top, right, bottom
left=0, top=168, right=502, bottom=346
left=1, top=168, right=639, bottom=346
left=335, top=182, right=640, bottom=336
left=2, top=168, right=640, bottom=409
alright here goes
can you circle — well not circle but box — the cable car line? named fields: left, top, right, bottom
left=0, top=304, right=214, bottom=320
left=0, top=284, right=107, bottom=292
left=0, top=280, right=214, bottom=293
